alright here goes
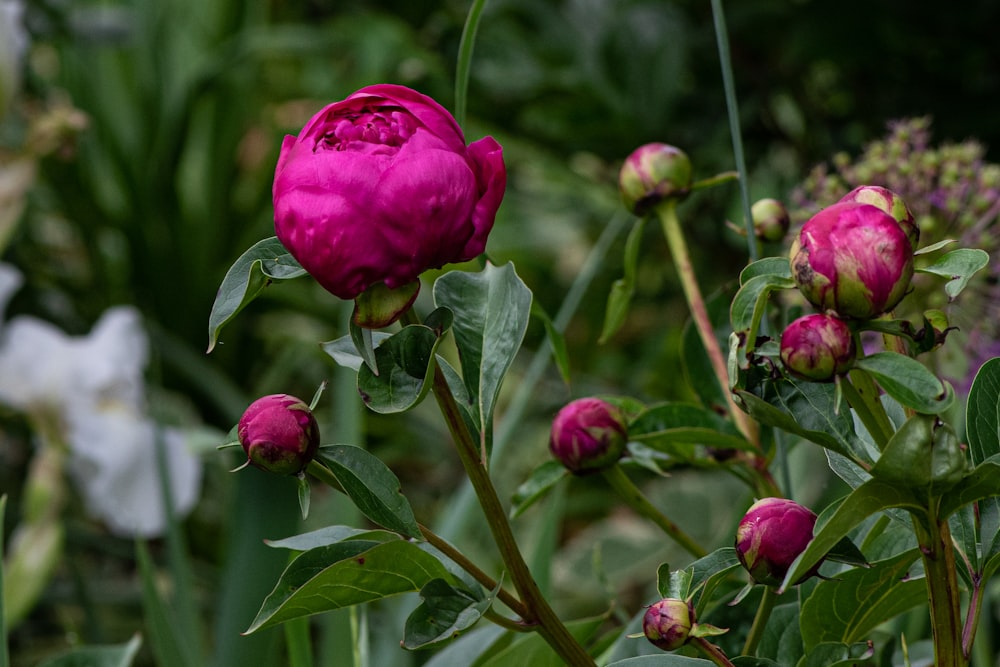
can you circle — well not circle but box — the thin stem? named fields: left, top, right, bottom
left=418, top=522, right=526, bottom=618
left=692, top=636, right=737, bottom=667
left=962, top=573, right=983, bottom=659
left=912, top=508, right=966, bottom=667
left=430, top=365, right=595, bottom=665
left=840, top=370, right=895, bottom=448
left=483, top=608, right=533, bottom=633
left=742, top=585, right=778, bottom=656
left=454, top=0, right=489, bottom=127
left=709, top=0, right=756, bottom=262
left=600, top=465, right=706, bottom=559
left=656, top=199, right=758, bottom=448
left=690, top=170, right=739, bottom=192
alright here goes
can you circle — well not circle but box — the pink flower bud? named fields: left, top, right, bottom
left=549, top=398, right=628, bottom=474
left=619, top=143, right=692, bottom=216
left=273, top=84, right=506, bottom=300
left=789, top=201, right=914, bottom=319
left=643, top=598, right=693, bottom=651
left=238, top=394, right=320, bottom=475
left=838, top=185, right=919, bottom=247
left=779, top=313, right=855, bottom=381
left=735, top=497, right=819, bottom=587
left=750, top=198, right=790, bottom=242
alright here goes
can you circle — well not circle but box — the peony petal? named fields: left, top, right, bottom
left=463, top=136, right=506, bottom=258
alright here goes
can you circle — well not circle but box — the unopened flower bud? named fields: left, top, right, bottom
left=790, top=201, right=914, bottom=320
left=750, top=198, right=790, bottom=242
left=619, top=143, right=692, bottom=216
left=643, top=598, right=693, bottom=651
left=549, top=398, right=628, bottom=474
left=779, top=313, right=855, bottom=381
left=735, top=497, right=819, bottom=587
left=238, top=394, right=320, bottom=475
left=838, top=185, right=919, bottom=247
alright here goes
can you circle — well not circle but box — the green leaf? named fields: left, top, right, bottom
left=629, top=402, right=756, bottom=457
left=798, top=550, right=925, bottom=650
left=782, top=480, right=922, bottom=590
left=531, top=301, right=571, bottom=385
left=136, top=542, right=198, bottom=667
left=421, top=625, right=509, bottom=667
left=739, top=257, right=791, bottom=284
left=939, top=459, right=1000, bottom=520
left=509, top=460, right=569, bottom=519
left=757, top=603, right=803, bottom=666
left=245, top=539, right=454, bottom=634
left=605, top=657, right=715, bottom=666
left=207, top=237, right=307, bottom=352
left=318, top=446, right=421, bottom=539
left=797, top=641, right=874, bottom=667
left=730, top=271, right=794, bottom=349
left=869, top=413, right=969, bottom=493
left=433, top=263, right=532, bottom=457
left=357, top=318, right=451, bottom=414
left=662, top=547, right=741, bottom=613
left=599, top=217, right=647, bottom=343
left=0, top=495, right=6, bottom=667
left=476, top=615, right=606, bottom=667
left=681, top=291, right=732, bottom=412
left=854, top=352, right=954, bottom=414
left=966, top=358, right=1000, bottom=563
left=915, top=248, right=989, bottom=298
left=37, top=635, right=143, bottom=667
left=350, top=316, right=380, bottom=376
left=321, top=332, right=391, bottom=371
left=403, top=578, right=495, bottom=649
left=265, top=526, right=399, bottom=551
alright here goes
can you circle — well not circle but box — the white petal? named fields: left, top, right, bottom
left=0, top=316, right=76, bottom=409
left=0, top=262, right=23, bottom=320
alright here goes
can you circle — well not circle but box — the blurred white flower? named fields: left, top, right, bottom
left=0, top=263, right=202, bottom=537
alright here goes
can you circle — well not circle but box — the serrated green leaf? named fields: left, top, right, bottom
left=245, top=539, right=453, bottom=634
left=509, top=460, right=569, bottom=519
left=207, top=237, right=307, bottom=352
left=37, top=634, right=143, bottom=667
left=915, top=248, right=989, bottom=298
left=357, top=323, right=448, bottom=414
left=318, top=446, right=421, bottom=539
left=433, top=263, right=532, bottom=458
left=854, top=353, right=953, bottom=414
left=782, top=481, right=922, bottom=590
left=600, top=217, right=647, bottom=343
left=799, top=550, right=925, bottom=650
left=403, top=578, right=495, bottom=649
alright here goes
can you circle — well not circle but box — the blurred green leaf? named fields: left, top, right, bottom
left=681, top=291, right=731, bottom=413
left=37, top=635, right=142, bottom=667
left=421, top=625, right=509, bottom=667
left=509, top=460, right=569, bottom=519
left=730, top=268, right=794, bottom=351
left=246, top=540, right=454, bottom=634
left=206, top=237, right=306, bottom=352
left=915, top=248, right=989, bottom=298
left=321, top=332, right=392, bottom=372
left=854, top=353, right=954, bottom=414
left=530, top=301, right=571, bottom=385
left=604, top=657, right=715, bottom=666
left=782, top=481, right=922, bottom=590
left=0, top=496, right=6, bottom=667
left=797, top=641, right=874, bottom=667
left=357, top=321, right=450, bottom=414
left=630, top=403, right=756, bottom=457
left=476, top=615, right=605, bottom=667
left=317, top=446, right=421, bottom=539
left=966, top=358, right=1000, bottom=564
left=756, top=603, right=802, bottom=666
left=433, top=263, right=532, bottom=457
left=402, top=578, right=495, bottom=650
left=266, top=526, right=398, bottom=551
left=136, top=542, right=198, bottom=667
left=799, top=550, right=924, bottom=650
left=600, top=217, right=647, bottom=343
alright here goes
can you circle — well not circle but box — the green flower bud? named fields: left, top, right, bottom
left=750, top=198, right=790, bottom=242
left=618, top=143, right=692, bottom=216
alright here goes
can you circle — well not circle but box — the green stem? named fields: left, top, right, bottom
left=600, top=465, right=706, bottom=559
left=454, top=0, right=489, bottom=127
left=690, top=170, right=739, bottom=192
left=742, top=585, right=778, bottom=656
left=418, top=522, right=526, bottom=618
left=912, top=508, right=966, bottom=667
left=655, top=200, right=758, bottom=450
left=692, top=636, right=737, bottom=667
left=709, top=0, right=757, bottom=262
left=430, top=364, right=595, bottom=665
left=841, top=369, right=895, bottom=448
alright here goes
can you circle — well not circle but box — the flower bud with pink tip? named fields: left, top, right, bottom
left=642, top=598, right=694, bottom=651
left=779, top=313, right=856, bottom=381
left=238, top=394, right=321, bottom=475
left=735, top=497, right=820, bottom=587
left=549, top=398, right=628, bottom=474
left=619, top=143, right=692, bottom=216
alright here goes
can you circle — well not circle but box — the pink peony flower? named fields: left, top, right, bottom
left=273, top=84, right=506, bottom=300
left=838, top=185, right=919, bottom=247
left=735, top=497, right=819, bottom=587
left=779, top=313, right=855, bottom=382
left=789, top=201, right=914, bottom=320
left=549, top=397, right=628, bottom=474
left=238, top=394, right=320, bottom=475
